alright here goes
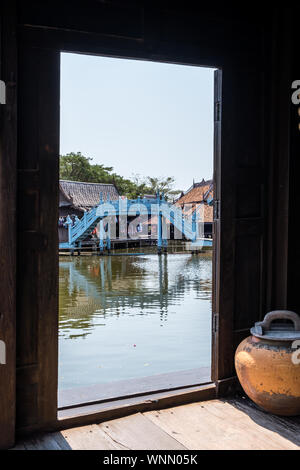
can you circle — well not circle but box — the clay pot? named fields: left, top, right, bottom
left=235, top=310, right=300, bottom=416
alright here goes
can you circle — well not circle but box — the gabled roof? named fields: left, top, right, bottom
left=59, top=180, right=119, bottom=211
left=175, top=179, right=213, bottom=223
left=176, top=179, right=213, bottom=205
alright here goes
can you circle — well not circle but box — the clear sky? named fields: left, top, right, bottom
left=60, top=52, right=214, bottom=192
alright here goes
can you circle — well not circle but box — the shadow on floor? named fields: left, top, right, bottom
left=227, top=395, right=300, bottom=447
left=12, top=432, right=72, bottom=450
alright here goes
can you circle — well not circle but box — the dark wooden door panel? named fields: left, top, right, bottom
left=215, top=60, right=266, bottom=382
left=16, top=45, right=59, bottom=432
left=0, top=1, right=17, bottom=449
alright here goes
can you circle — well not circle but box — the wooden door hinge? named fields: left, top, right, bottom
left=213, top=313, right=219, bottom=334
left=213, top=200, right=221, bottom=220
left=214, top=101, right=221, bottom=122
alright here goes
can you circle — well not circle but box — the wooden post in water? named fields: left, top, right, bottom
left=192, top=206, right=197, bottom=241
left=66, top=215, right=73, bottom=246
left=99, top=218, right=104, bottom=255
left=161, top=192, right=168, bottom=253
left=157, top=192, right=162, bottom=255
left=77, top=241, right=81, bottom=256
left=66, top=215, right=74, bottom=254
left=106, top=220, right=111, bottom=253
left=98, top=192, right=104, bottom=255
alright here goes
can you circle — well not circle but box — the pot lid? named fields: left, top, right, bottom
left=251, top=310, right=300, bottom=341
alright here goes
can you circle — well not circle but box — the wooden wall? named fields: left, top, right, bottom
left=0, top=0, right=17, bottom=449
left=0, top=0, right=299, bottom=447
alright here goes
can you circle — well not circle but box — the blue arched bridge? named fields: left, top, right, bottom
left=59, top=193, right=213, bottom=253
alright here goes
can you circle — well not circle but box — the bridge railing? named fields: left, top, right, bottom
left=69, top=207, right=97, bottom=244
left=65, top=195, right=208, bottom=248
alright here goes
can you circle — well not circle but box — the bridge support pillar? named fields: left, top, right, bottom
left=77, top=241, right=81, bottom=256
left=157, top=210, right=162, bottom=255
left=99, top=219, right=104, bottom=255
left=106, top=232, right=111, bottom=254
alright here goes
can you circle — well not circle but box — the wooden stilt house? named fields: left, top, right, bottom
left=175, top=179, right=214, bottom=237
left=59, top=180, right=119, bottom=243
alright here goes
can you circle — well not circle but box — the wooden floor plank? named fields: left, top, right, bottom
left=229, top=397, right=300, bottom=447
left=144, top=400, right=299, bottom=450
left=198, top=400, right=299, bottom=450
left=11, top=397, right=300, bottom=450
left=61, top=424, right=125, bottom=450
left=98, top=412, right=187, bottom=450
left=51, top=432, right=73, bottom=450
left=145, top=402, right=240, bottom=450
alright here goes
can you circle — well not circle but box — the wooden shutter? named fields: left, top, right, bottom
left=213, top=59, right=267, bottom=387
left=16, top=44, right=59, bottom=433
left=0, top=1, right=17, bottom=449
left=211, top=69, right=222, bottom=383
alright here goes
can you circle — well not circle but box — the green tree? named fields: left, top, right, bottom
left=146, top=176, right=181, bottom=201
left=59, top=152, right=181, bottom=200
left=60, top=152, right=115, bottom=184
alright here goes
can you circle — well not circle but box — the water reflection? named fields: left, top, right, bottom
left=59, top=249, right=212, bottom=389
left=59, top=252, right=212, bottom=336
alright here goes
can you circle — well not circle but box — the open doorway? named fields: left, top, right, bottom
left=58, top=53, right=217, bottom=408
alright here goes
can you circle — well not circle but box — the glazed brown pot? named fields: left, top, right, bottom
left=235, top=310, right=300, bottom=416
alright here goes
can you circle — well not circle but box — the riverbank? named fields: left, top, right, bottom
left=59, top=239, right=213, bottom=256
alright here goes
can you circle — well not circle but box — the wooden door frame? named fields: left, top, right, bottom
left=15, top=6, right=270, bottom=434
left=17, top=30, right=224, bottom=433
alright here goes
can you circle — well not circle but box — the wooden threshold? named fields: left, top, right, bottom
left=17, top=378, right=241, bottom=436
left=55, top=383, right=216, bottom=432
left=58, top=367, right=211, bottom=410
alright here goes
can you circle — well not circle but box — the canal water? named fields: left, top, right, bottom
left=58, top=247, right=212, bottom=390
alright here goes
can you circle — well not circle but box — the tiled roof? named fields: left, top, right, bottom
left=176, top=179, right=213, bottom=205
left=59, top=180, right=119, bottom=211
left=175, top=179, right=213, bottom=223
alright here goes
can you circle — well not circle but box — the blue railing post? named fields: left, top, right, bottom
left=157, top=211, right=162, bottom=255
left=99, top=218, right=104, bottom=255
left=192, top=207, right=197, bottom=241
left=160, top=193, right=168, bottom=253
left=66, top=215, right=73, bottom=246
left=163, top=225, right=168, bottom=253
left=105, top=218, right=111, bottom=253
left=157, top=192, right=162, bottom=255
left=106, top=228, right=111, bottom=252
